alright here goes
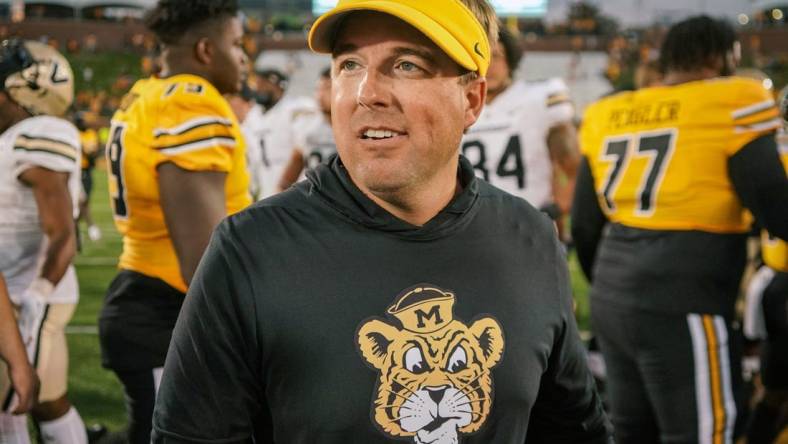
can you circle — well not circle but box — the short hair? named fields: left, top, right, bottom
left=658, top=15, right=736, bottom=73
left=320, top=67, right=331, bottom=79
left=498, top=28, right=522, bottom=75
left=144, top=0, right=239, bottom=45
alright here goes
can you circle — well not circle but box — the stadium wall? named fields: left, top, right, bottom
left=2, top=19, right=787, bottom=54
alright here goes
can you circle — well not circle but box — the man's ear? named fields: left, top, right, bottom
left=463, top=76, right=487, bottom=131
left=194, top=37, right=213, bottom=65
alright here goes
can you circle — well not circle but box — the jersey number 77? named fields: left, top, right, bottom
left=598, top=129, right=676, bottom=216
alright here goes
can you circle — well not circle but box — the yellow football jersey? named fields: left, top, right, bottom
left=580, top=77, right=781, bottom=233
left=761, top=133, right=788, bottom=272
left=106, top=74, right=251, bottom=292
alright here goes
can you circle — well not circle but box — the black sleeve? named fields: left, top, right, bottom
left=729, top=134, right=788, bottom=240
left=570, top=157, right=608, bottom=281
left=152, top=220, right=267, bottom=444
left=525, top=240, right=612, bottom=444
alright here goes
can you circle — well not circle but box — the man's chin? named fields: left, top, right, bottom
left=355, top=169, right=413, bottom=196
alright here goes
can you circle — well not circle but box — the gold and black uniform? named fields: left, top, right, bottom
left=100, top=74, right=251, bottom=364
left=98, top=74, right=251, bottom=444
left=572, top=77, right=788, bottom=444
left=106, top=75, right=251, bottom=293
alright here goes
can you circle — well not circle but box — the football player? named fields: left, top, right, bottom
left=242, top=68, right=317, bottom=199
left=278, top=67, right=336, bottom=190
left=0, top=39, right=88, bottom=444
left=743, top=85, right=788, bottom=444
left=572, top=16, right=788, bottom=444
left=461, top=28, right=579, bottom=230
left=96, top=1, right=251, bottom=443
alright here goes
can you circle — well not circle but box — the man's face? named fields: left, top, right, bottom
left=331, top=12, right=484, bottom=196
left=486, top=40, right=511, bottom=94
left=210, top=16, right=247, bottom=94
left=316, top=75, right=331, bottom=115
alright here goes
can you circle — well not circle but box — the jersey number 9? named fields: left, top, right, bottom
left=107, top=124, right=128, bottom=219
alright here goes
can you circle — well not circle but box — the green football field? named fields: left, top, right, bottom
left=67, top=168, right=592, bottom=432
left=69, top=168, right=127, bottom=430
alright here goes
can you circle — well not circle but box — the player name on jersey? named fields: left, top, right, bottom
left=608, top=100, right=680, bottom=130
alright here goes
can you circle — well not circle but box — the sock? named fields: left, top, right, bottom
left=38, top=407, right=87, bottom=444
left=0, top=413, right=31, bottom=444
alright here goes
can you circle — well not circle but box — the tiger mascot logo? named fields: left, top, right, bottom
left=356, top=285, right=505, bottom=444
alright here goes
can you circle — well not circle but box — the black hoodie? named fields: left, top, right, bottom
left=152, top=155, right=610, bottom=444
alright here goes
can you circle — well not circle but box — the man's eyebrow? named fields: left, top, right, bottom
left=391, top=46, right=438, bottom=65
left=331, top=43, right=438, bottom=65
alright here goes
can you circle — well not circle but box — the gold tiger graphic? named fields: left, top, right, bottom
left=356, top=285, right=505, bottom=444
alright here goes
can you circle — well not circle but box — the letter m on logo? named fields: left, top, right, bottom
left=415, top=305, right=444, bottom=329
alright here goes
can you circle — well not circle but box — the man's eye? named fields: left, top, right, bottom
left=340, top=60, right=359, bottom=71
left=398, top=61, right=420, bottom=72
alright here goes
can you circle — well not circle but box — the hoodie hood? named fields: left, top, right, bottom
left=303, top=155, right=481, bottom=241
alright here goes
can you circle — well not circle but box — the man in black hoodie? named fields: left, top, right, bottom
left=152, top=1, right=610, bottom=443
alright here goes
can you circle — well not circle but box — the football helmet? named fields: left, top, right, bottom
left=0, top=39, right=73, bottom=117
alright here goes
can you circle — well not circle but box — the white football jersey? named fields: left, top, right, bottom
left=292, top=110, right=336, bottom=172
left=0, top=116, right=81, bottom=304
left=462, top=78, right=574, bottom=208
left=243, top=96, right=317, bottom=199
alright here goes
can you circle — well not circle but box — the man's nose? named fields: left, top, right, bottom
left=356, top=69, right=390, bottom=109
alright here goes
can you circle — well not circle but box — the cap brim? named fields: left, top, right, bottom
left=308, top=1, right=478, bottom=73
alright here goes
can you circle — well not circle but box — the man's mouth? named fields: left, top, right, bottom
left=359, top=127, right=406, bottom=140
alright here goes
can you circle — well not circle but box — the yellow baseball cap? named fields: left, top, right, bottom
left=308, top=0, right=491, bottom=76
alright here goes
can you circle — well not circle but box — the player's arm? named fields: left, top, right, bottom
left=525, top=238, right=612, bottom=444
left=728, top=134, right=788, bottom=240
left=547, top=121, right=581, bottom=216
left=158, top=163, right=227, bottom=286
left=153, top=90, right=241, bottom=285
left=153, top=219, right=265, bottom=443
left=18, top=167, right=76, bottom=285
left=0, top=274, right=38, bottom=414
left=277, top=149, right=305, bottom=192
left=571, top=157, right=608, bottom=281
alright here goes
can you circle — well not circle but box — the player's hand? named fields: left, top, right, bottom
left=8, top=361, right=39, bottom=414
left=17, top=278, right=53, bottom=361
